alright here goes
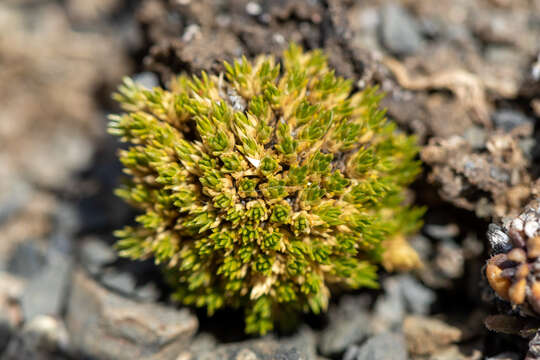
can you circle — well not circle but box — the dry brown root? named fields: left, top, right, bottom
left=382, top=56, right=491, bottom=128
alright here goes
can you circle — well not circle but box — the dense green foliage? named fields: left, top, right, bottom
left=109, top=44, right=423, bottom=334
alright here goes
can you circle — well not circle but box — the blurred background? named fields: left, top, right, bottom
left=0, top=0, right=539, bottom=359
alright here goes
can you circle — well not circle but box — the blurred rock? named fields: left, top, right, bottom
left=410, top=234, right=433, bottom=261
left=187, top=338, right=312, bottom=360
left=343, top=333, right=407, bottom=360
left=66, top=269, right=197, bottom=360
left=133, top=71, right=160, bottom=89
left=176, top=326, right=316, bottom=360
left=492, top=109, right=533, bottom=132
left=23, top=131, right=95, bottom=189
left=281, top=327, right=318, bottom=360
left=319, top=296, right=372, bottom=356
left=0, top=193, right=56, bottom=271
left=20, top=315, right=70, bottom=353
left=403, top=316, right=462, bottom=356
left=373, top=275, right=435, bottom=332
left=0, top=273, right=25, bottom=353
left=373, top=276, right=406, bottom=332
left=0, top=176, right=32, bottom=226
left=463, top=126, right=487, bottom=150
left=435, top=240, right=465, bottom=279
left=66, top=0, right=122, bottom=24
left=100, top=270, right=136, bottom=294
left=399, top=275, right=436, bottom=315
left=421, top=133, right=535, bottom=219
left=135, top=282, right=161, bottom=302
left=0, top=272, right=25, bottom=302
left=429, top=345, right=482, bottom=360
left=424, top=223, right=460, bottom=240
left=2, top=314, right=70, bottom=360
left=21, top=250, right=71, bottom=321
left=519, top=138, right=536, bottom=160
left=188, top=333, right=217, bottom=352
left=7, top=241, right=46, bottom=279
left=0, top=1, right=130, bottom=189
left=80, top=237, right=117, bottom=275
left=51, top=203, right=80, bottom=241
left=380, top=3, right=423, bottom=56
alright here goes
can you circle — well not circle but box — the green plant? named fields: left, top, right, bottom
left=109, top=44, right=423, bottom=334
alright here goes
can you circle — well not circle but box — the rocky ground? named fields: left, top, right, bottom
left=0, top=0, right=539, bottom=359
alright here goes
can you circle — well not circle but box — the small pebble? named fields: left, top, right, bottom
left=511, top=218, right=524, bottom=232
left=380, top=3, right=424, bottom=55
left=100, top=271, right=136, bottom=295
left=273, top=33, right=285, bottom=45
left=22, top=315, right=69, bottom=352
left=182, top=24, right=201, bottom=42
left=492, top=109, right=533, bottom=132
left=525, top=221, right=539, bottom=238
left=245, top=2, right=262, bottom=16
left=133, top=72, right=159, bottom=90
left=532, top=54, right=540, bottom=81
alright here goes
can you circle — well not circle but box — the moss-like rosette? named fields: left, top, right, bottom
left=109, top=44, right=423, bottom=334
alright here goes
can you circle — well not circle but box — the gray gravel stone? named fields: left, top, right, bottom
left=179, top=327, right=316, bottom=360
left=399, top=275, right=435, bottom=315
left=135, top=282, right=161, bottom=302
left=463, top=126, right=487, bottom=150
left=319, top=296, right=372, bottom=356
left=80, top=237, right=117, bottom=275
left=21, top=250, right=71, bottom=321
left=100, top=270, right=137, bottom=294
left=403, top=315, right=462, bottom=356
left=435, top=240, right=464, bottom=279
left=424, top=223, right=460, bottom=240
left=19, top=315, right=70, bottom=353
left=52, top=203, right=80, bottom=237
left=282, top=326, right=318, bottom=360
left=373, top=277, right=406, bottom=332
left=7, top=241, right=46, bottom=279
left=0, top=275, right=23, bottom=354
left=133, top=71, right=160, bottom=89
left=2, top=310, right=70, bottom=360
left=519, top=138, right=536, bottom=159
left=380, top=3, right=423, bottom=56
left=0, top=177, right=32, bottom=226
left=343, top=333, right=407, bottom=360
left=0, top=271, right=26, bottom=302
left=0, top=272, right=24, bottom=354
left=373, top=275, right=435, bottom=333
left=188, top=338, right=310, bottom=360
left=492, top=109, right=533, bottom=131
left=66, top=269, right=197, bottom=360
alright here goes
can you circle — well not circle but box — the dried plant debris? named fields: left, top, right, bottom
left=421, top=129, right=538, bottom=220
